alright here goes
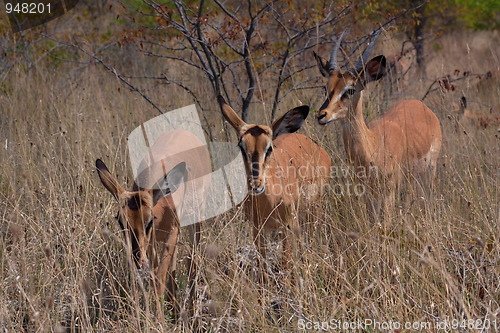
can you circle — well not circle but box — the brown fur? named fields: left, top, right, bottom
left=475, top=69, right=500, bottom=93
left=96, top=130, right=211, bottom=317
left=245, top=133, right=331, bottom=267
left=217, top=96, right=331, bottom=271
left=315, top=54, right=442, bottom=220
left=452, top=97, right=500, bottom=131
left=96, top=160, right=180, bottom=310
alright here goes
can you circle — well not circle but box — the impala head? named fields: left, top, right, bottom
left=313, top=30, right=387, bottom=125
left=96, top=159, right=187, bottom=271
left=459, top=96, right=467, bottom=115
left=217, top=95, right=309, bottom=194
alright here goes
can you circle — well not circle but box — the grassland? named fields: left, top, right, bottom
left=0, top=17, right=499, bottom=333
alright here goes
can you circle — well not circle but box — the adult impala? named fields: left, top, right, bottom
left=217, top=95, right=331, bottom=272
left=96, top=129, right=211, bottom=316
left=313, top=31, right=442, bottom=220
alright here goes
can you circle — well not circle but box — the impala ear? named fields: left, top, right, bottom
left=459, top=96, right=467, bottom=110
left=96, top=159, right=125, bottom=200
left=359, top=55, right=387, bottom=84
left=217, top=95, right=246, bottom=133
left=313, top=52, right=330, bottom=77
left=271, top=105, right=309, bottom=139
left=152, top=162, right=187, bottom=205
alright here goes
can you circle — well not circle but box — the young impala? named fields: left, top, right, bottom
left=313, top=31, right=442, bottom=220
left=96, top=129, right=211, bottom=316
left=217, top=95, right=331, bottom=273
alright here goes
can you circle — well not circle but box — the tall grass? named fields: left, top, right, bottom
left=0, top=29, right=499, bottom=332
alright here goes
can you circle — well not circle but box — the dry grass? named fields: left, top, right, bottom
left=0, top=28, right=499, bottom=332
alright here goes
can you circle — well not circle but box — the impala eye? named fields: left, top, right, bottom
left=346, top=88, right=356, bottom=96
left=145, top=218, right=153, bottom=234
left=266, top=145, right=273, bottom=156
left=116, top=213, right=125, bottom=230
left=341, top=88, right=356, bottom=100
left=238, top=140, right=246, bottom=154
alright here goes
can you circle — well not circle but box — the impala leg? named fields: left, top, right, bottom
left=427, top=163, right=437, bottom=203
left=380, top=174, right=397, bottom=224
left=252, top=223, right=268, bottom=284
left=425, top=138, right=441, bottom=201
left=414, top=162, right=437, bottom=215
left=364, top=179, right=380, bottom=224
left=156, top=226, right=179, bottom=317
left=281, top=207, right=300, bottom=270
left=280, top=225, right=292, bottom=272
left=428, top=166, right=436, bottom=196
left=282, top=203, right=303, bottom=295
left=382, top=186, right=396, bottom=223
left=281, top=223, right=299, bottom=294
left=365, top=192, right=378, bottom=223
left=166, top=249, right=178, bottom=318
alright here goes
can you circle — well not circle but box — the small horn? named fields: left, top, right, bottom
left=354, top=29, right=382, bottom=73
left=328, top=28, right=348, bottom=71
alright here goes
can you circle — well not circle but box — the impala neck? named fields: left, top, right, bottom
left=341, top=91, right=375, bottom=167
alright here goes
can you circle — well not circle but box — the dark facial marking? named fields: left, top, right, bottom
left=265, top=145, right=273, bottom=158
left=237, top=139, right=247, bottom=161
left=127, top=193, right=143, bottom=211
left=130, top=229, right=140, bottom=263
left=251, top=151, right=260, bottom=178
left=320, top=89, right=335, bottom=111
left=145, top=218, right=153, bottom=234
left=245, top=126, right=267, bottom=137
left=116, top=212, right=125, bottom=230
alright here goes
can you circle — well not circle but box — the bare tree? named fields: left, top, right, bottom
left=128, top=0, right=355, bottom=121
left=35, top=0, right=414, bottom=125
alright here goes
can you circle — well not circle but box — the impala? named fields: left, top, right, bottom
left=452, top=96, right=472, bottom=131
left=313, top=31, right=442, bottom=220
left=217, top=95, right=331, bottom=271
left=96, top=129, right=211, bottom=316
left=475, top=69, right=500, bottom=95
left=453, top=96, right=500, bottom=131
